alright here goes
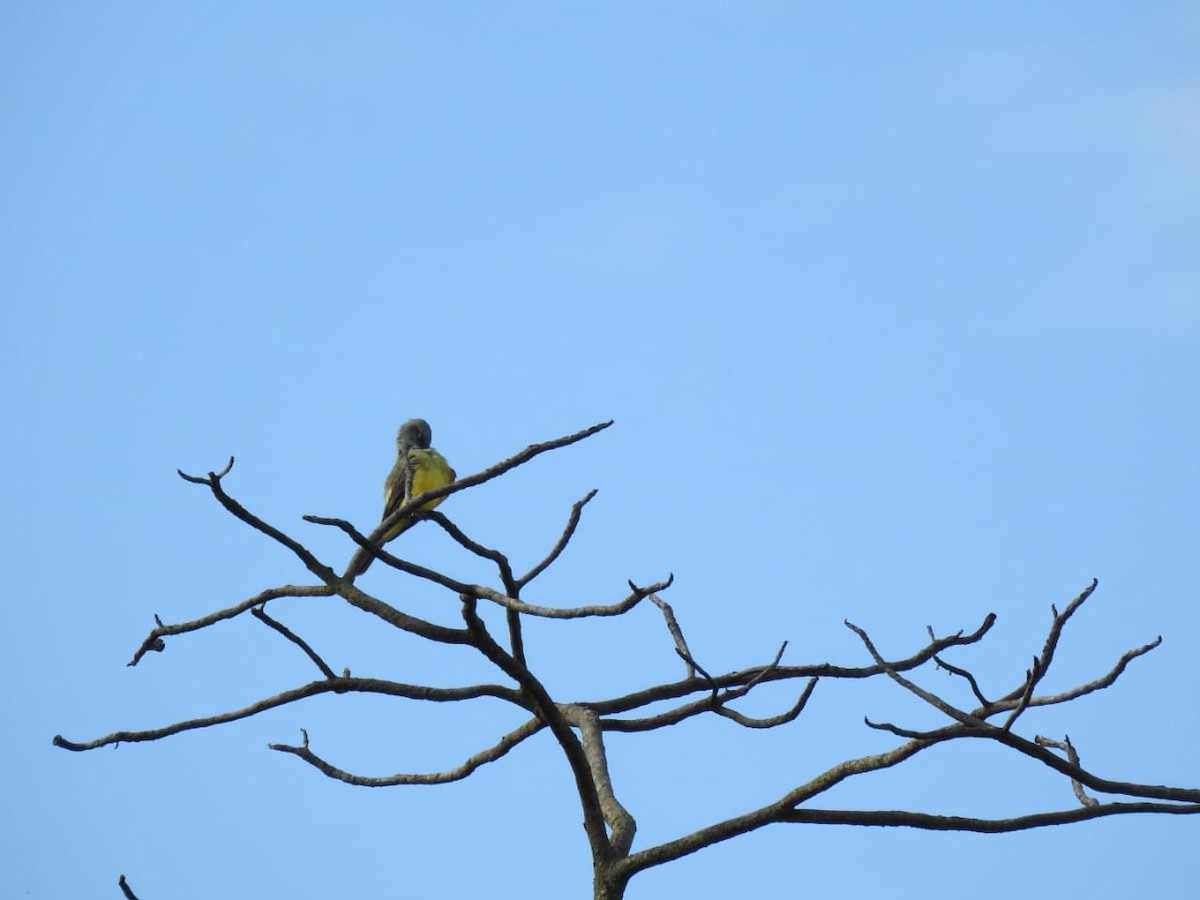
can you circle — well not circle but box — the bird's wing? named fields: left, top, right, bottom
left=380, top=454, right=411, bottom=521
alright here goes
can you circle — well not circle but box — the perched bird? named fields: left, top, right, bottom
left=346, top=418, right=456, bottom=577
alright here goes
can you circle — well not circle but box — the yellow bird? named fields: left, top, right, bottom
left=347, top=418, right=455, bottom=576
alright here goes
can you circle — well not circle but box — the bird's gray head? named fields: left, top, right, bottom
left=396, top=418, right=433, bottom=451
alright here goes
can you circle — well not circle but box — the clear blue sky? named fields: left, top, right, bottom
left=4, top=3, right=1198, bottom=897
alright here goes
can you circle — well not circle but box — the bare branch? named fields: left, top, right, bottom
left=712, top=676, right=818, bottom=729
left=927, top=624, right=993, bottom=707
left=1002, top=657, right=1041, bottom=730
left=740, top=642, right=790, bottom=693
left=506, top=607, right=526, bottom=668
left=308, top=514, right=477, bottom=590
left=587, top=612, right=998, bottom=718
left=337, top=581, right=475, bottom=645
left=840, top=612, right=1199, bottom=808
left=650, top=592, right=696, bottom=680
left=779, top=803, right=1200, bottom=831
left=611, top=584, right=1192, bottom=884
left=118, top=874, right=139, bottom=900
left=269, top=718, right=545, bottom=786
left=1017, top=636, right=1161, bottom=709
left=843, top=619, right=989, bottom=729
left=599, top=695, right=719, bottom=732
left=564, top=706, right=636, bottom=857
left=127, top=584, right=336, bottom=666
left=458, top=595, right=613, bottom=862
left=997, top=579, right=1097, bottom=704
left=864, top=717, right=954, bottom=740
left=310, top=515, right=668, bottom=623
left=178, top=462, right=337, bottom=580
left=177, top=456, right=235, bottom=484
left=473, top=576, right=674, bottom=619
left=603, top=656, right=816, bottom=734
left=1036, top=735, right=1099, bottom=807
left=615, top=731, right=948, bottom=878
left=252, top=606, right=337, bottom=679
left=618, top=707, right=1200, bottom=883
left=932, top=655, right=994, bottom=706
left=518, top=490, right=599, bottom=588
left=53, top=677, right=521, bottom=751
left=421, top=510, right=518, bottom=592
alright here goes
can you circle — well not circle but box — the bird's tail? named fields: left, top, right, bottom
left=344, top=518, right=416, bottom=578
left=344, top=552, right=374, bottom=578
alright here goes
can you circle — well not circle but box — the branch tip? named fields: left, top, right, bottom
left=177, top=456, right=235, bottom=484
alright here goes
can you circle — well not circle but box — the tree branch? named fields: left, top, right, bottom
left=269, top=719, right=545, bottom=786
left=53, top=677, right=520, bottom=751
left=778, top=803, right=1200, bottom=831
left=1036, top=735, right=1098, bottom=807
left=177, top=458, right=337, bottom=581
left=1018, top=636, right=1161, bottom=708
left=586, top=612, right=997, bottom=718
left=252, top=605, right=338, bottom=679
left=459, top=595, right=614, bottom=863
left=844, top=618, right=990, bottom=729
left=424, top=510, right=517, bottom=594
left=518, top=490, right=598, bottom=588
left=118, top=874, right=139, bottom=900
left=611, top=582, right=1198, bottom=883
left=472, top=576, right=674, bottom=619
left=127, top=584, right=336, bottom=666
left=650, top=592, right=696, bottom=680
left=309, top=515, right=671, bottom=621
left=564, top=706, right=637, bottom=857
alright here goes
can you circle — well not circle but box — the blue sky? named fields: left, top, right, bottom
left=3, top=3, right=1198, bottom=897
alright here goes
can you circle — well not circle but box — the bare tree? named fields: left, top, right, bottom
left=54, top=422, right=1200, bottom=900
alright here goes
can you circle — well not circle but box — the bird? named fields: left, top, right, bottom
left=346, top=418, right=456, bottom=577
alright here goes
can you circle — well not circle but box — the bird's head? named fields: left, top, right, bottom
left=396, top=418, right=433, bottom=451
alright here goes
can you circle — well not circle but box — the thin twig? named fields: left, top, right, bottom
left=518, top=490, right=599, bottom=588
left=713, top=677, right=818, bottom=729
left=844, top=619, right=989, bottom=729
left=1036, top=735, right=1099, bottom=807
left=177, top=460, right=336, bottom=580
left=927, top=624, right=993, bottom=707
left=473, top=576, right=674, bottom=619
left=128, top=584, right=336, bottom=666
left=269, top=719, right=545, bottom=786
left=998, top=579, right=1098, bottom=704
left=650, top=592, right=696, bottom=679
left=1002, top=657, right=1040, bottom=731
left=252, top=606, right=337, bottom=679
left=1017, top=637, right=1161, bottom=708
left=424, top=510, right=517, bottom=594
